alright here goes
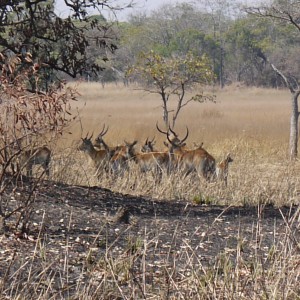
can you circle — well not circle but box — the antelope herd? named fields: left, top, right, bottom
left=78, top=124, right=234, bottom=185
left=1, top=124, right=233, bottom=184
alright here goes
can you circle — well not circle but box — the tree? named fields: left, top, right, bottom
left=246, top=1, right=300, bottom=159
left=0, top=0, right=133, bottom=87
left=225, top=16, right=272, bottom=85
left=127, top=51, right=215, bottom=129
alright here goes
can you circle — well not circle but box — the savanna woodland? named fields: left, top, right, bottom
left=0, top=0, right=300, bottom=299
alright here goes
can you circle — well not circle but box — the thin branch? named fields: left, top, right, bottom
left=270, top=64, right=295, bottom=93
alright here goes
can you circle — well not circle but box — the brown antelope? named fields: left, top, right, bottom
left=20, top=146, right=51, bottom=177
left=134, top=147, right=170, bottom=179
left=139, top=137, right=170, bottom=174
left=78, top=134, right=110, bottom=175
left=112, top=139, right=170, bottom=180
left=163, top=128, right=216, bottom=180
left=215, top=153, right=233, bottom=186
left=110, top=140, right=137, bottom=174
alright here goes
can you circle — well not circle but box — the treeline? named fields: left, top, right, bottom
left=93, top=2, right=300, bottom=88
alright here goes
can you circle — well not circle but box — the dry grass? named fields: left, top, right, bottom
left=46, top=82, right=300, bottom=207
left=2, top=83, right=300, bottom=300
left=64, top=82, right=290, bottom=150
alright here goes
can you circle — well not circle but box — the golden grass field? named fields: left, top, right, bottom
left=50, top=82, right=300, bottom=206
left=3, top=83, right=300, bottom=300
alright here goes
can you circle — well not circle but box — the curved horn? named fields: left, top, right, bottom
left=150, top=136, right=155, bottom=144
left=156, top=122, right=168, bottom=135
left=181, top=126, right=189, bottom=144
left=98, top=123, right=109, bottom=137
left=168, top=126, right=178, bottom=138
left=167, top=131, right=176, bottom=146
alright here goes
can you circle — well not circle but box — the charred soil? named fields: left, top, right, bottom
left=0, top=178, right=299, bottom=299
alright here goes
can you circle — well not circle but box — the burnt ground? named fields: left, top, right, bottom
left=0, top=179, right=299, bottom=299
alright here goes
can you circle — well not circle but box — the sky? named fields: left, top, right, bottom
left=55, top=0, right=185, bottom=20
left=54, top=0, right=266, bottom=21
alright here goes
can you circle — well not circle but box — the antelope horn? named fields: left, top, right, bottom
left=156, top=122, right=168, bottom=135
left=98, top=123, right=109, bottom=137
left=167, top=131, right=176, bottom=146
left=168, top=125, right=178, bottom=137
left=181, top=126, right=189, bottom=144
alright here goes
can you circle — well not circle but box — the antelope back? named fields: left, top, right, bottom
left=110, top=141, right=137, bottom=166
left=179, top=147, right=216, bottom=179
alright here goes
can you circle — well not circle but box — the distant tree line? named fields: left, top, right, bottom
left=97, top=1, right=299, bottom=89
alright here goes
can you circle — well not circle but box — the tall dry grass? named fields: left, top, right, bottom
left=3, top=83, right=300, bottom=300
left=49, top=82, right=300, bottom=207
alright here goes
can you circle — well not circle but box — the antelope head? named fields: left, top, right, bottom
left=78, top=133, right=94, bottom=152
left=156, top=122, right=187, bottom=149
left=141, top=137, right=156, bottom=153
left=166, top=126, right=189, bottom=152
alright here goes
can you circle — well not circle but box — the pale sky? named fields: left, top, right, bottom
left=55, top=0, right=185, bottom=20
left=54, top=0, right=267, bottom=21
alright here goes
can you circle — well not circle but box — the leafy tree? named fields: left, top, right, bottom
left=246, top=0, right=300, bottom=159
left=225, top=16, right=272, bottom=85
left=127, top=51, right=215, bottom=129
left=0, top=0, right=133, bottom=88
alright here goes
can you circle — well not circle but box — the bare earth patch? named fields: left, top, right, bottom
left=0, top=179, right=299, bottom=299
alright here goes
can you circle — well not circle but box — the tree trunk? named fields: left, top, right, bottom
left=270, top=64, right=300, bottom=160
left=289, top=92, right=300, bottom=159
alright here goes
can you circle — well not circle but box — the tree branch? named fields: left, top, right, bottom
left=270, top=63, right=295, bottom=93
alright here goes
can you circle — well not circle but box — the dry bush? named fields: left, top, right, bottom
left=0, top=52, right=78, bottom=235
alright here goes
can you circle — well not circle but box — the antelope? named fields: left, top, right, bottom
left=19, top=146, right=51, bottom=177
left=78, top=134, right=110, bottom=176
left=141, top=137, right=156, bottom=153
left=110, top=140, right=138, bottom=174
left=156, top=123, right=182, bottom=150
left=139, top=137, right=170, bottom=174
left=134, top=146, right=170, bottom=180
left=215, top=153, right=233, bottom=186
left=112, top=139, right=170, bottom=180
left=163, top=127, right=216, bottom=180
